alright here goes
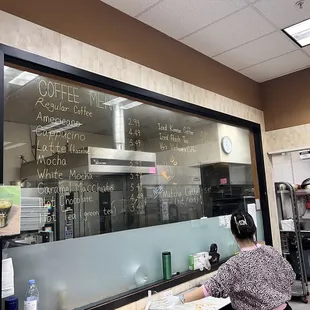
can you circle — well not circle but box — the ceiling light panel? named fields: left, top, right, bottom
left=137, top=0, right=248, bottom=39
left=4, top=143, right=26, bottom=151
left=121, top=101, right=143, bottom=109
left=101, top=0, right=160, bottom=17
left=9, top=71, right=38, bottom=86
left=283, top=18, right=310, bottom=47
left=104, top=97, right=128, bottom=106
left=51, top=123, right=82, bottom=134
left=32, top=122, right=62, bottom=133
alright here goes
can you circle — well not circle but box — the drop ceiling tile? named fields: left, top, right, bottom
left=303, top=46, right=310, bottom=57
left=137, top=0, right=248, bottom=39
left=239, top=50, right=310, bottom=82
left=181, top=7, right=275, bottom=57
left=101, top=0, right=160, bottom=17
left=214, top=31, right=297, bottom=71
left=254, top=0, right=310, bottom=29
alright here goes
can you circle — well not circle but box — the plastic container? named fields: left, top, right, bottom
left=5, top=296, right=18, bottom=310
left=24, top=279, right=39, bottom=310
left=281, top=219, right=294, bottom=231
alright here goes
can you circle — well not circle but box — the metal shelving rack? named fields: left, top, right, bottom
left=275, top=182, right=309, bottom=303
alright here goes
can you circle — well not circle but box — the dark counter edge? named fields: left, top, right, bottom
left=76, top=259, right=228, bottom=310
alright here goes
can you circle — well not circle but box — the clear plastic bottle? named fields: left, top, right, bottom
left=24, top=279, right=39, bottom=310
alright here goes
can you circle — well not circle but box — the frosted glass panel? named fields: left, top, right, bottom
left=6, top=214, right=265, bottom=309
left=256, top=210, right=264, bottom=241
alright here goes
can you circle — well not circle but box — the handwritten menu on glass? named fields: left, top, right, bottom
left=33, top=80, right=105, bottom=237
left=126, top=117, right=146, bottom=215
left=157, top=122, right=197, bottom=153
left=9, top=74, right=210, bottom=241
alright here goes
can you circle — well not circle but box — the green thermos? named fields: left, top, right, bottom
left=162, top=251, right=172, bottom=280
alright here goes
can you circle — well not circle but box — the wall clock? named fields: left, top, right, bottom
left=221, top=136, right=232, bottom=154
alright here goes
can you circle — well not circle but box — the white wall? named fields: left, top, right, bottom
left=272, top=151, right=310, bottom=184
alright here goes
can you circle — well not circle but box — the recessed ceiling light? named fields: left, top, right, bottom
left=50, top=123, right=82, bottom=134
left=32, top=122, right=62, bottom=133
left=9, top=71, right=38, bottom=86
left=283, top=18, right=310, bottom=47
left=121, top=101, right=143, bottom=110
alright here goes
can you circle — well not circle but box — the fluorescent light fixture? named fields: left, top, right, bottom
left=121, top=101, right=143, bottom=110
left=9, top=71, right=38, bottom=86
left=50, top=123, right=82, bottom=134
left=283, top=18, right=310, bottom=47
left=4, top=143, right=26, bottom=151
left=32, top=122, right=62, bottom=133
left=3, top=141, right=11, bottom=146
left=104, top=97, right=127, bottom=106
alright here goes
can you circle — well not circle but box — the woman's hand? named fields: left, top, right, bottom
left=183, top=286, right=205, bottom=303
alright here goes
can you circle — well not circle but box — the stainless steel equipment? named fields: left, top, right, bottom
left=302, top=178, right=310, bottom=189
left=20, top=147, right=156, bottom=179
left=275, top=182, right=309, bottom=303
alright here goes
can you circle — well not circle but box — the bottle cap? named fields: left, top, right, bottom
left=162, top=252, right=171, bottom=255
left=29, top=279, right=35, bottom=285
left=5, top=296, right=18, bottom=302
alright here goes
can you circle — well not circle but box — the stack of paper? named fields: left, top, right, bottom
left=2, top=258, right=14, bottom=298
left=21, top=197, right=48, bottom=231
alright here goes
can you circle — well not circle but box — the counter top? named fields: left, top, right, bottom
left=172, top=297, right=231, bottom=310
left=76, top=259, right=229, bottom=310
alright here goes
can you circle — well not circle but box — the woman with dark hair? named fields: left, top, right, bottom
left=178, top=211, right=295, bottom=310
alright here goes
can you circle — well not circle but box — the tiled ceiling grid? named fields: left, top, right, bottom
left=102, top=0, right=310, bottom=82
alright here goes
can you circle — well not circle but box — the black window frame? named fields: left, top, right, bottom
left=0, top=44, right=271, bottom=310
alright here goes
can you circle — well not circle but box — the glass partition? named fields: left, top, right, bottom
left=3, top=64, right=264, bottom=309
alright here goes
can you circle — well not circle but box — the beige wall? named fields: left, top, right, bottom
left=0, top=0, right=262, bottom=110
left=0, top=10, right=280, bottom=310
left=264, top=124, right=310, bottom=154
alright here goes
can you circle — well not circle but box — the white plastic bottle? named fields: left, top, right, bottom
left=24, top=279, right=39, bottom=310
